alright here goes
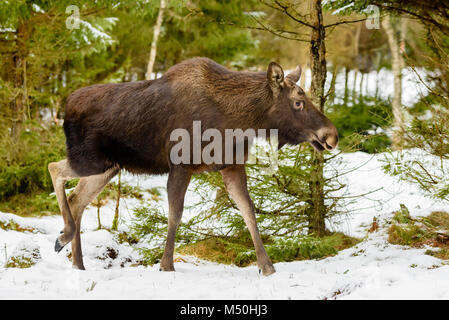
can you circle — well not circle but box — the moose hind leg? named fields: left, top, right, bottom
left=48, top=159, right=79, bottom=253
left=160, top=167, right=192, bottom=272
left=221, top=166, right=275, bottom=276
left=68, top=166, right=119, bottom=270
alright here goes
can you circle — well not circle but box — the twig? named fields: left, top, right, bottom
left=269, top=0, right=315, bottom=29
left=4, top=244, right=7, bottom=268
left=250, top=16, right=309, bottom=42
left=324, top=18, right=368, bottom=28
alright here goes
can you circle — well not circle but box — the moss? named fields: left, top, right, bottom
left=0, top=219, right=38, bottom=233
left=177, top=237, right=257, bottom=267
left=266, top=232, right=360, bottom=262
left=176, top=232, right=360, bottom=267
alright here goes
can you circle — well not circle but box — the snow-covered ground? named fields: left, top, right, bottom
left=0, top=151, right=448, bottom=299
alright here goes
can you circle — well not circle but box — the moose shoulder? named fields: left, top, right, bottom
left=48, top=57, right=338, bottom=276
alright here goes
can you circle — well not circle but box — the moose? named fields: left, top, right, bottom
left=48, top=57, right=338, bottom=276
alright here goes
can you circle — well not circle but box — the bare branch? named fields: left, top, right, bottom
left=249, top=15, right=310, bottom=42
left=259, top=0, right=314, bottom=29
left=222, top=19, right=308, bottom=37
left=324, top=17, right=368, bottom=28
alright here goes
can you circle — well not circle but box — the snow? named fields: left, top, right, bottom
left=287, top=66, right=428, bottom=109
left=79, top=21, right=112, bottom=40
left=331, top=3, right=354, bottom=15
left=0, top=151, right=448, bottom=299
left=32, top=4, right=44, bottom=13
left=76, top=20, right=116, bottom=47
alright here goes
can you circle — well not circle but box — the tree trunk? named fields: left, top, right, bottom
left=352, top=23, right=362, bottom=103
left=11, top=22, right=28, bottom=139
left=400, top=18, right=407, bottom=70
left=375, top=70, right=379, bottom=99
left=382, top=15, right=404, bottom=150
left=309, top=1, right=327, bottom=112
left=145, top=0, right=166, bottom=80
left=352, top=70, right=358, bottom=102
left=307, top=0, right=327, bottom=237
left=344, top=67, right=349, bottom=104
left=374, top=52, right=382, bottom=99
left=327, top=64, right=338, bottom=104
left=359, top=72, right=364, bottom=100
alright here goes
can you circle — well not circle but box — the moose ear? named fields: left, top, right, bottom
left=286, top=65, right=302, bottom=83
left=267, top=62, right=284, bottom=89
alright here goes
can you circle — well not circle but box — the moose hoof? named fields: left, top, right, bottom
left=259, top=264, right=276, bottom=276
left=159, top=264, right=175, bottom=272
left=159, top=266, right=175, bottom=272
left=54, top=238, right=67, bottom=253
left=72, top=264, right=86, bottom=271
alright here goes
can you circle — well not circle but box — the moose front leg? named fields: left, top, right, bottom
left=160, top=166, right=192, bottom=272
left=221, top=165, right=275, bottom=276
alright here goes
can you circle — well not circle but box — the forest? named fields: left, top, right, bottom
left=0, top=0, right=449, bottom=299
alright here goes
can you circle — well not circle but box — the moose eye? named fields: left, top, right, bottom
left=295, top=100, right=305, bottom=111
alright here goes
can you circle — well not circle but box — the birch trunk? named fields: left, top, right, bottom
left=359, top=72, right=364, bottom=99
left=145, top=0, right=166, bottom=80
left=344, top=67, right=349, bottom=104
left=352, top=23, right=362, bottom=103
left=382, top=15, right=404, bottom=149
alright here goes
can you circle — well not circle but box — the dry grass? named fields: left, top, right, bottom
left=387, top=209, right=449, bottom=260
left=425, top=248, right=449, bottom=260
left=426, top=211, right=449, bottom=230
left=0, top=219, right=38, bottom=233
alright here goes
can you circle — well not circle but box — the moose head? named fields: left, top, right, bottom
left=266, top=62, right=339, bottom=151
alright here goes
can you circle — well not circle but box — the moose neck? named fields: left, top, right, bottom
left=208, top=71, right=274, bottom=130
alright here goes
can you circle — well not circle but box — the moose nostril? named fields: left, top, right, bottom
left=316, top=126, right=339, bottom=150
left=325, top=134, right=338, bottom=150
